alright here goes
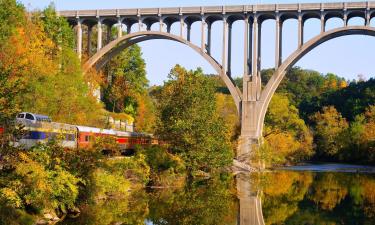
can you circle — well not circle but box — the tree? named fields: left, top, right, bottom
left=41, top=4, right=74, bottom=49
left=156, top=65, right=233, bottom=174
left=261, top=93, right=313, bottom=165
left=0, top=0, right=25, bottom=43
left=102, top=45, right=148, bottom=116
left=311, top=106, right=348, bottom=159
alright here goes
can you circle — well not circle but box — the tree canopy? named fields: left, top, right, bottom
left=155, top=65, right=233, bottom=173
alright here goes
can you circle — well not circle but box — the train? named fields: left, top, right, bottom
left=2, top=112, right=157, bottom=154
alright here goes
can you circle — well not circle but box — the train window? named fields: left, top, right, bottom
left=17, top=113, right=25, bottom=118
left=85, top=135, right=90, bottom=142
left=25, top=113, right=34, bottom=120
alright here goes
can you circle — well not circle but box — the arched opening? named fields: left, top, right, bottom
left=188, top=21, right=202, bottom=49
left=260, top=27, right=375, bottom=133
left=150, top=22, right=162, bottom=32
left=281, top=19, right=298, bottom=61
left=85, top=31, right=241, bottom=111
left=303, top=18, right=321, bottom=43
left=230, top=19, right=245, bottom=77
left=260, top=19, right=276, bottom=70
left=208, top=20, right=224, bottom=66
left=325, top=17, right=344, bottom=31
left=347, top=17, right=366, bottom=26
left=169, top=21, right=181, bottom=37
left=371, top=17, right=375, bottom=27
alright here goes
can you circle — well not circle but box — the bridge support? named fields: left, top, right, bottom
left=237, top=100, right=263, bottom=163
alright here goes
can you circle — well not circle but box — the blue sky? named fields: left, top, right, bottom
left=20, top=0, right=374, bottom=85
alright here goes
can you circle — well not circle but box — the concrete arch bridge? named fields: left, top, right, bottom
left=59, top=1, right=375, bottom=164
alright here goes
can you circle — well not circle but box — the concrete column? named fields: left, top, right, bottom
left=146, top=23, right=152, bottom=31
left=187, top=23, right=191, bottom=41
left=222, top=17, right=228, bottom=75
left=251, top=17, right=259, bottom=102
left=159, top=17, right=164, bottom=32
left=227, top=22, right=232, bottom=77
left=248, top=21, right=253, bottom=76
left=201, top=17, right=206, bottom=52
left=275, top=17, right=282, bottom=69
left=243, top=18, right=249, bottom=77
left=207, top=22, right=212, bottom=54
left=87, top=25, right=92, bottom=55
left=243, top=18, right=251, bottom=102
left=256, top=22, right=262, bottom=99
left=117, top=18, right=122, bottom=38
left=366, top=10, right=370, bottom=26
left=106, top=24, right=112, bottom=44
left=76, top=19, right=82, bottom=59
left=180, top=17, right=184, bottom=38
left=167, top=24, right=171, bottom=33
left=298, top=14, right=303, bottom=48
left=126, top=24, right=131, bottom=34
left=138, top=18, right=142, bottom=31
left=320, top=14, right=325, bottom=33
left=97, top=19, right=103, bottom=50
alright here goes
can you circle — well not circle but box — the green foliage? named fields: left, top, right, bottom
left=140, top=145, right=185, bottom=173
left=311, top=106, right=349, bottom=159
left=100, top=155, right=151, bottom=187
left=316, top=78, right=375, bottom=121
left=0, top=0, right=25, bottom=43
left=260, top=93, right=313, bottom=165
left=138, top=145, right=185, bottom=186
left=41, top=3, right=74, bottom=48
left=0, top=1, right=105, bottom=127
left=89, top=168, right=130, bottom=200
left=91, top=136, right=120, bottom=156
left=0, top=143, right=81, bottom=215
left=156, top=65, right=233, bottom=174
left=0, top=202, right=35, bottom=225
left=102, top=44, right=148, bottom=115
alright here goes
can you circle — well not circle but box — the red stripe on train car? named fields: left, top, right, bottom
left=117, top=138, right=128, bottom=144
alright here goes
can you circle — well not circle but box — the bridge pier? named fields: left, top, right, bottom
left=237, top=99, right=263, bottom=165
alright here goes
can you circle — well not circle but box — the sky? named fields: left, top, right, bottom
left=20, top=0, right=375, bottom=85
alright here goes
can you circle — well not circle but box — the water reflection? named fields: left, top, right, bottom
left=259, top=171, right=375, bottom=225
left=237, top=174, right=265, bottom=225
left=60, top=169, right=375, bottom=225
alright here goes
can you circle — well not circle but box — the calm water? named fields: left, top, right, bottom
left=61, top=164, right=375, bottom=225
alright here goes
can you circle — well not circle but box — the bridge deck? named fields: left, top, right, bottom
left=59, top=1, right=373, bottom=18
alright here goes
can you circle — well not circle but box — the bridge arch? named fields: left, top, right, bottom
left=258, top=26, right=375, bottom=137
left=83, top=31, right=242, bottom=111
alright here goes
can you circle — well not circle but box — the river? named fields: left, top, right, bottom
left=60, top=164, right=375, bottom=225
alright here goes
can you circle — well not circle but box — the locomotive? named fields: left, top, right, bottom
left=2, top=112, right=156, bottom=152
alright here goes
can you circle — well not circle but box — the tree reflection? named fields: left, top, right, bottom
left=260, top=171, right=375, bottom=225
left=60, top=190, right=149, bottom=225
left=147, top=178, right=238, bottom=225
left=59, top=171, right=375, bottom=225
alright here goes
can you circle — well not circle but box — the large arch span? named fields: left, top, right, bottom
left=83, top=31, right=242, bottom=112
left=257, top=26, right=375, bottom=138
left=81, top=25, right=375, bottom=167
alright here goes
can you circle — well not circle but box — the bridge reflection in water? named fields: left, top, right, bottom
left=237, top=174, right=265, bottom=225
